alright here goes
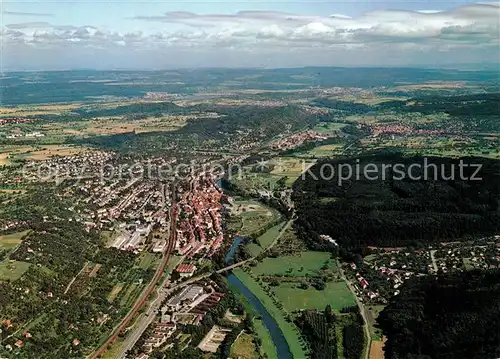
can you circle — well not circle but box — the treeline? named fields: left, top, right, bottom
left=378, top=269, right=500, bottom=359
left=292, top=154, right=500, bottom=252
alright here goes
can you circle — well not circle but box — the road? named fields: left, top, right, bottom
left=87, top=184, right=178, bottom=359
left=430, top=250, right=439, bottom=273
left=340, top=265, right=371, bottom=359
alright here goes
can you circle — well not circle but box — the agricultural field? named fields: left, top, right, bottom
left=272, top=281, right=356, bottom=312
left=269, top=157, right=315, bottom=185
left=0, top=260, right=31, bottom=281
left=230, top=332, right=259, bottom=359
left=0, top=144, right=91, bottom=163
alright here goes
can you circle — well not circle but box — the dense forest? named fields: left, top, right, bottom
left=78, top=105, right=317, bottom=153
left=378, top=269, right=500, bottom=359
left=293, top=154, right=500, bottom=252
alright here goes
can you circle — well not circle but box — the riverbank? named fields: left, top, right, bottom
left=231, top=268, right=308, bottom=359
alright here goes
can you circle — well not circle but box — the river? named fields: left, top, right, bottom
left=227, top=273, right=293, bottom=359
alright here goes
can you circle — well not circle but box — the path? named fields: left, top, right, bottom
left=340, top=265, right=371, bottom=359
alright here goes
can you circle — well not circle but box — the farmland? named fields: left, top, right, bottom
left=0, top=230, right=30, bottom=251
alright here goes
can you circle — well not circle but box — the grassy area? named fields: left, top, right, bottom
left=233, top=268, right=307, bottom=359
left=229, top=199, right=281, bottom=238
left=366, top=305, right=385, bottom=341
left=135, top=252, right=160, bottom=270
left=253, top=319, right=278, bottom=359
left=251, top=251, right=334, bottom=276
left=231, top=332, right=260, bottom=359
left=246, top=222, right=286, bottom=257
left=0, top=230, right=30, bottom=250
left=107, top=283, right=123, bottom=303
left=0, top=260, right=31, bottom=281
left=269, top=157, right=316, bottom=185
left=272, top=281, right=356, bottom=312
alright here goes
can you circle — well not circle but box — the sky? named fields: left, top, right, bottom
left=1, top=0, right=499, bottom=70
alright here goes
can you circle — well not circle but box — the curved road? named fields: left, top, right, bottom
left=88, top=188, right=178, bottom=359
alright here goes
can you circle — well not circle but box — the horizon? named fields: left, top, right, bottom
left=2, top=0, right=500, bottom=71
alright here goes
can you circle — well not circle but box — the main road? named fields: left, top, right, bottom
left=87, top=184, right=178, bottom=359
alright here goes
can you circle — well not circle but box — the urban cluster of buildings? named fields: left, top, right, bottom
left=270, top=130, right=329, bottom=151
left=372, top=124, right=451, bottom=137
left=140, top=282, right=225, bottom=354
left=175, top=174, right=224, bottom=259
left=5, top=131, right=44, bottom=139
left=0, top=117, right=33, bottom=126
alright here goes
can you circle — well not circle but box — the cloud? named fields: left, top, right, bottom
left=4, top=11, right=53, bottom=17
left=2, top=2, right=499, bottom=69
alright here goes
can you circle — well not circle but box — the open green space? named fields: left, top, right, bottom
left=135, top=252, right=160, bottom=270
left=251, top=251, right=334, bottom=276
left=366, top=305, right=385, bottom=341
left=0, top=230, right=30, bottom=250
left=272, top=281, right=356, bottom=312
left=253, top=319, right=278, bottom=359
left=246, top=221, right=286, bottom=257
left=233, top=268, right=307, bottom=359
left=0, top=260, right=31, bottom=281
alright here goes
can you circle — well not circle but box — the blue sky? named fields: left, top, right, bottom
left=2, top=0, right=499, bottom=70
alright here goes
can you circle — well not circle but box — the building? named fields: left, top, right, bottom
left=176, top=264, right=197, bottom=278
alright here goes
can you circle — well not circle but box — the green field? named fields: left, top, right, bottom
left=135, top=252, right=160, bottom=269
left=272, top=281, right=356, bottom=312
left=233, top=268, right=307, bottom=359
left=246, top=222, right=286, bottom=257
left=0, top=260, right=31, bottom=281
left=251, top=251, right=334, bottom=276
left=0, top=230, right=30, bottom=250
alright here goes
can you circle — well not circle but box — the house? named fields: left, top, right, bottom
left=14, top=340, right=23, bottom=348
left=136, top=353, right=150, bottom=359
left=360, top=279, right=369, bottom=289
left=176, top=264, right=197, bottom=278
left=23, top=332, right=31, bottom=339
left=72, top=338, right=80, bottom=346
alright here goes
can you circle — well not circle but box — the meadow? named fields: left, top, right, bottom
left=272, top=281, right=356, bottom=312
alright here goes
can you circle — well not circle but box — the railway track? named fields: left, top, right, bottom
left=88, top=187, right=178, bottom=359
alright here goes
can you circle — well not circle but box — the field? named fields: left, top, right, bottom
left=231, top=332, right=260, bottom=359
left=246, top=222, right=286, bottom=257
left=272, top=281, right=356, bottom=312
left=269, top=157, right=316, bottom=185
left=107, top=284, right=123, bottom=303
left=135, top=252, right=160, bottom=270
left=0, top=260, right=31, bottom=281
left=0, top=145, right=91, bottom=163
left=232, top=268, right=307, bottom=359
left=250, top=251, right=333, bottom=276
left=0, top=230, right=30, bottom=250
left=229, top=199, right=280, bottom=237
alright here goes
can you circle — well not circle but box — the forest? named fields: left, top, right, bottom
left=293, top=154, right=500, bottom=252
left=378, top=269, right=500, bottom=359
